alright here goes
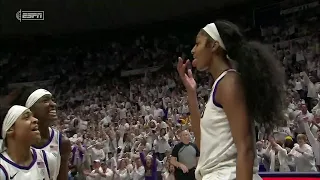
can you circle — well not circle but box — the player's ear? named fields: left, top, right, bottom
left=6, top=126, right=15, bottom=137
left=211, top=41, right=219, bottom=53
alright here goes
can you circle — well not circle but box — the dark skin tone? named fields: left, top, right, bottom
left=177, top=32, right=254, bottom=180
left=30, top=94, right=71, bottom=180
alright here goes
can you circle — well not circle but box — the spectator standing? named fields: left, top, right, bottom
left=303, top=119, right=320, bottom=171
left=139, top=147, right=158, bottom=180
left=131, top=156, right=145, bottom=180
left=288, top=134, right=317, bottom=172
left=99, top=162, right=114, bottom=180
left=265, top=138, right=291, bottom=172
left=170, top=130, right=199, bottom=180
left=154, top=128, right=171, bottom=161
left=84, top=160, right=102, bottom=180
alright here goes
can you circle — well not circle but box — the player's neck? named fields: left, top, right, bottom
left=7, top=144, right=33, bottom=166
left=38, top=121, right=50, bottom=139
left=209, top=56, right=230, bottom=81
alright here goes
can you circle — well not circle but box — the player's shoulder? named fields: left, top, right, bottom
left=50, top=126, right=71, bottom=154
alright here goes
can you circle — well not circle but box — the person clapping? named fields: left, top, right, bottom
left=288, top=134, right=317, bottom=172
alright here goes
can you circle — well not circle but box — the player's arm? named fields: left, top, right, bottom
left=186, top=91, right=201, bottom=149
left=57, top=136, right=71, bottom=180
left=216, top=73, right=254, bottom=180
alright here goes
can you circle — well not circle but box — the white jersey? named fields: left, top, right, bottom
left=195, top=70, right=260, bottom=180
left=0, top=148, right=57, bottom=180
left=32, top=127, right=61, bottom=179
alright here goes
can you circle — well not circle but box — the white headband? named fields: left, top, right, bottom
left=25, top=89, right=52, bottom=108
left=0, top=105, right=28, bottom=152
left=203, top=23, right=226, bottom=50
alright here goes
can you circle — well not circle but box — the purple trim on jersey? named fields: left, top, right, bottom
left=212, top=78, right=224, bottom=108
left=0, top=149, right=37, bottom=170
left=212, top=69, right=236, bottom=108
left=0, top=164, right=9, bottom=180
left=41, top=150, right=51, bottom=178
left=32, top=128, right=54, bottom=149
left=58, top=132, right=62, bottom=154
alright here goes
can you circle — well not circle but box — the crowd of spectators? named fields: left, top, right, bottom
left=0, top=1, right=320, bottom=180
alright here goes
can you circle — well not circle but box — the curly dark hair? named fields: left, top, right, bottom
left=203, top=20, right=286, bottom=131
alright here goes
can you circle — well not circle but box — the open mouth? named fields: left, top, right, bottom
left=31, top=125, right=39, bottom=132
left=49, top=110, right=57, bottom=115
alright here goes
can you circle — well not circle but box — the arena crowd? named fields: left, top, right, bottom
left=0, top=1, right=320, bottom=180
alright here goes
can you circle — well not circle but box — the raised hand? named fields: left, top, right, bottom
left=177, top=57, right=197, bottom=92
left=268, top=135, right=276, bottom=146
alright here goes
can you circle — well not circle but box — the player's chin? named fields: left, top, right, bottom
left=193, top=59, right=203, bottom=69
left=195, top=64, right=207, bottom=71
left=30, top=130, right=41, bottom=142
left=49, top=115, right=58, bottom=122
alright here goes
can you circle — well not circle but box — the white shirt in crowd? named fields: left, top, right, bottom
left=100, top=167, right=114, bottom=180
left=89, top=147, right=106, bottom=162
left=295, top=111, right=314, bottom=134
left=130, top=166, right=145, bottom=180
left=288, top=144, right=317, bottom=172
left=154, top=108, right=164, bottom=118
left=119, top=108, right=127, bottom=119
left=304, top=122, right=320, bottom=166
left=154, top=134, right=170, bottom=154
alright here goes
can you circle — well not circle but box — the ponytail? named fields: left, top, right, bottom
left=213, top=20, right=286, bottom=130
left=231, top=41, right=286, bottom=129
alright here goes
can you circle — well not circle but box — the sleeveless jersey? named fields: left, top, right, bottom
left=32, top=127, right=62, bottom=180
left=0, top=148, right=57, bottom=180
left=195, top=70, right=259, bottom=180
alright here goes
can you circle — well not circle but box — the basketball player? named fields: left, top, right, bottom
left=0, top=105, right=57, bottom=179
left=177, top=20, right=285, bottom=180
left=10, top=88, right=71, bottom=180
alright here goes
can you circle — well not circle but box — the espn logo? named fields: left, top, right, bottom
left=16, top=9, right=44, bottom=22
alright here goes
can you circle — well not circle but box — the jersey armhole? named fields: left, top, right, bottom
left=211, top=69, right=237, bottom=108
left=212, top=78, right=224, bottom=108
left=41, top=150, right=51, bottom=179
left=0, top=164, right=9, bottom=180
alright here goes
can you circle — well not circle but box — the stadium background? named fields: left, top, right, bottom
left=0, top=0, right=319, bottom=179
